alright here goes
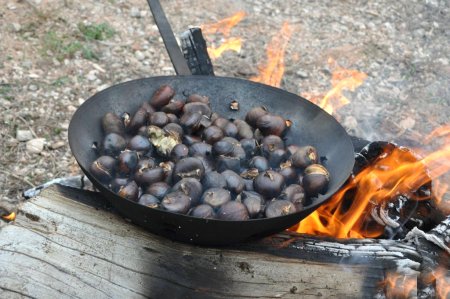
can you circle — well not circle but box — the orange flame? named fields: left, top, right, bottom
left=292, top=126, right=450, bottom=238
left=2, top=212, right=16, bottom=222
left=201, top=11, right=246, bottom=37
left=302, top=58, right=367, bottom=115
left=381, top=272, right=417, bottom=299
left=208, top=37, right=242, bottom=60
left=201, top=12, right=246, bottom=59
left=250, top=22, right=293, bottom=88
left=423, top=267, right=450, bottom=299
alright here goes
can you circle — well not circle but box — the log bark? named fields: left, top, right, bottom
left=180, top=27, right=215, bottom=76
left=1, top=185, right=448, bottom=298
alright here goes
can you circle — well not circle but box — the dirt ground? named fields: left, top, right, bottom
left=0, top=0, right=449, bottom=215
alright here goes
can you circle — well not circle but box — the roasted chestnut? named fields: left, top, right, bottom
left=137, top=157, right=156, bottom=170
left=241, top=191, right=264, bottom=218
left=128, top=107, right=148, bottom=132
left=161, top=191, right=191, bottom=214
left=187, top=94, right=210, bottom=104
left=202, top=125, right=224, bottom=144
left=234, top=119, right=254, bottom=139
left=148, top=125, right=180, bottom=157
left=134, top=167, right=165, bottom=186
left=166, top=113, right=179, bottom=124
left=201, top=188, right=231, bottom=209
left=140, top=102, right=155, bottom=114
left=138, top=194, right=160, bottom=208
left=149, top=111, right=169, bottom=127
left=290, top=146, right=318, bottom=169
left=150, top=85, right=175, bottom=108
left=240, top=168, right=259, bottom=180
left=256, top=114, right=286, bottom=136
left=249, top=156, right=269, bottom=172
left=102, top=112, right=125, bottom=135
left=254, top=170, right=285, bottom=199
left=201, top=171, right=227, bottom=190
left=172, top=157, right=205, bottom=182
left=145, top=182, right=170, bottom=200
left=118, top=180, right=139, bottom=202
left=216, top=155, right=240, bottom=173
left=172, top=178, right=203, bottom=205
left=189, top=142, right=212, bottom=157
left=118, top=150, right=138, bottom=174
left=217, top=201, right=249, bottom=221
left=163, top=123, right=183, bottom=138
left=245, top=106, right=268, bottom=127
left=180, top=111, right=202, bottom=134
left=280, top=184, right=305, bottom=208
left=183, top=135, right=202, bottom=146
left=190, top=204, right=215, bottom=219
left=243, top=179, right=254, bottom=191
left=90, top=155, right=116, bottom=182
left=268, top=149, right=287, bottom=168
left=160, top=161, right=174, bottom=185
left=279, top=164, right=297, bottom=184
left=265, top=200, right=296, bottom=218
left=183, top=102, right=212, bottom=117
left=223, top=122, right=238, bottom=138
left=195, top=155, right=215, bottom=173
left=302, top=164, right=330, bottom=196
left=231, top=145, right=246, bottom=162
left=161, top=99, right=185, bottom=115
left=170, top=144, right=189, bottom=162
left=110, top=177, right=129, bottom=193
left=103, top=133, right=127, bottom=156
left=212, top=140, right=234, bottom=157
left=222, top=170, right=245, bottom=195
left=240, top=138, right=257, bottom=158
left=212, top=117, right=229, bottom=130
left=128, top=135, right=153, bottom=155
left=261, top=135, right=284, bottom=158
left=137, top=126, right=149, bottom=136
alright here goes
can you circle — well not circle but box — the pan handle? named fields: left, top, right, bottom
left=146, top=0, right=192, bottom=76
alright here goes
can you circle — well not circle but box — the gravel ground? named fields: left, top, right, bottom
left=1, top=0, right=449, bottom=216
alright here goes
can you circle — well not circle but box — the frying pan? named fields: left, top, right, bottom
left=68, top=0, right=355, bottom=245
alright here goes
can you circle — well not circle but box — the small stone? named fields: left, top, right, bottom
left=399, top=117, right=415, bottom=130
left=16, top=130, right=33, bottom=142
left=86, top=70, right=97, bottom=81
left=28, top=84, right=38, bottom=91
left=135, top=50, right=145, bottom=61
left=296, top=70, right=309, bottom=78
left=130, top=7, right=140, bottom=18
left=11, top=23, right=21, bottom=32
left=26, top=138, right=45, bottom=154
left=50, top=141, right=65, bottom=150
left=343, top=116, right=358, bottom=131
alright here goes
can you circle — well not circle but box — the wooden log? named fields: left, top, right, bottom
left=0, top=185, right=391, bottom=298
left=180, top=27, right=215, bottom=76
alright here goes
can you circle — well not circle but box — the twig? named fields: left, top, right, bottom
left=0, top=169, right=35, bottom=188
left=16, top=116, right=38, bottom=139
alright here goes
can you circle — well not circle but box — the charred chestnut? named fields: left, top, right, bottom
left=302, top=164, right=330, bottom=196
left=145, top=182, right=170, bottom=200
left=138, top=194, right=160, bottom=208
left=201, top=188, right=231, bottom=209
left=217, top=201, right=249, bottom=221
left=128, top=107, right=148, bottom=132
left=172, top=157, right=205, bottom=183
left=118, top=180, right=139, bottom=202
left=265, top=200, right=297, bottom=218
left=150, top=85, right=175, bottom=108
left=90, top=155, right=116, bottom=183
left=190, top=204, right=215, bottom=219
left=245, top=106, right=268, bottom=127
left=103, top=133, right=127, bottom=156
left=170, top=144, right=189, bottom=162
left=202, top=125, right=224, bottom=144
left=254, top=170, right=285, bottom=199
left=102, top=112, right=125, bottom=135
left=256, top=114, right=286, bottom=136
left=118, top=150, right=138, bottom=174
left=172, top=178, right=203, bottom=205
left=290, top=146, right=318, bottom=169
left=161, top=99, right=185, bottom=115
left=161, top=191, right=191, bottom=214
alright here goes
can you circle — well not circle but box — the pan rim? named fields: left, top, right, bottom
left=68, top=75, right=355, bottom=224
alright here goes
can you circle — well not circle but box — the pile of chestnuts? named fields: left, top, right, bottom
left=90, top=85, right=330, bottom=220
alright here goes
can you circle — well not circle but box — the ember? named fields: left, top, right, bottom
left=2, top=212, right=16, bottom=222
left=381, top=272, right=417, bottom=299
left=201, top=12, right=245, bottom=60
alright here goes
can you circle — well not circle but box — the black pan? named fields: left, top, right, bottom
left=68, top=75, right=354, bottom=245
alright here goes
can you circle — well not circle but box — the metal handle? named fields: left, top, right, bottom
left=147, top=0, right=192, bottom=76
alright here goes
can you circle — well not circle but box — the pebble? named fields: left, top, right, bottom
left=11, top=23, right=21, bottom=32
left=26, top=138, right=45, bottom=154
left=50, top=141, right=65, bottom=150
left=130, top=7, right=140, bottom=18
left=135, top=50, right=145, bottom=61
left=87, top=70, right=97, bottom=81
left=399, top=117, right=415, bottom=130
left=28, top=84, right=38, bottom=91
left=16, top=130, right=33, bottom=142
left=296, top=70, right=309, bottom=78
